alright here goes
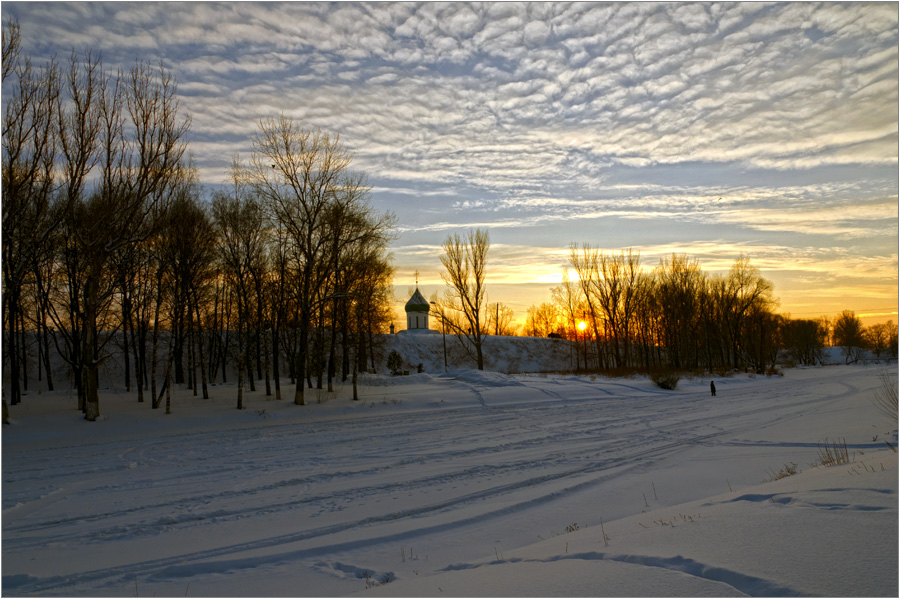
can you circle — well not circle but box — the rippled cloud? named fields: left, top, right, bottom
left=5, top=1, right=897, bottom=321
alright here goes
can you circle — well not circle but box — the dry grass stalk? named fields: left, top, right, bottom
left=872, top=370, right=898, bottom=422
left=817, top=437, right=850, bottom=467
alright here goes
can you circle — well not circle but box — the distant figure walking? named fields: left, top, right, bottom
left=710, top=381, right=717, bottom=397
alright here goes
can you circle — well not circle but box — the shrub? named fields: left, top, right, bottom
left=651, top=370, right=680, bottom=390
left=387, top=350, right=404, bottom=376
left=766, top=462, right=799, bottom=481
left=817, top=437, right=850, bottom=467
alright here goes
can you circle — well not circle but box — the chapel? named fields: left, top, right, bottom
left=404, top=287, right=430, bottom=332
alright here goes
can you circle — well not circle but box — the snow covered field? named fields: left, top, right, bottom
left=2, top=358, right=897, bottom=596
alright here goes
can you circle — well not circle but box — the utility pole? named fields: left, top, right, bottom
left=431, top=301, right=448, bottom=372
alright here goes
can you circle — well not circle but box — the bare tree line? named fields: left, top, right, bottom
left=525, top=247, right=897, bottom=373
left=428, top=228, right=895, bottom=376
left=2, top=23, right=396, bottom=419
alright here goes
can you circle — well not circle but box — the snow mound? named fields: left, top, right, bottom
left=3, top=364, right=896, bottom=597
left=380, top=334, right=575, bottom=374
left=368, top=449, right=898, bottom=597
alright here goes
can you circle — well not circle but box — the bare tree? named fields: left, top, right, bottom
left=654, top=254, right=705, bottom=369
left=593, top=249, right=641, bottom=369
left=720, top=256, right=775, bottom=369
left=311, top=180, right=396, bottom=388
left=111, top=233, right=156, bottom=402
left=2, top=19, right=21, bottom=83
left=866, top=321, right=894, bottom=361
left=486, top=302, right=517, bottom=336
left=562, top=241, right=786, bottom=374
left=551, top=270, right=584, bottom=341
left=212, top=173, right=267, bottom=410
left=568, top=244, right=605, bottom=370
left=439, top=229, right=489, bottom=370
left=631, top=272, right=658, bottom=370
left=71, top=61, right=189, bottom=420
left=2, top=31, right=60, bottom=406
left=156, top=172, right=215, bottom=402
left=356, top=252, right=396, bottom=373
left=525, top=302, right=559, bottom=337
left=267, top=218, right=294, bottom=399
left=781, top=318, right=826, bottom=366
left=834, top=310, right=865, bottom=364
left=244, top=116, right=375, bottom=405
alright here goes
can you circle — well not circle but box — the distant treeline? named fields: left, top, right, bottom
left=2, top=22, right=395, bottom=418
left=523, top=247, right=898, bottom=374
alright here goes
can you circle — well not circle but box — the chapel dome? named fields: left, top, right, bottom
left=404, top=287, right=430, bottom=313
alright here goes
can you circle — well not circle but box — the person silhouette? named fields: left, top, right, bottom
left=710, top=381, right=717, bottom=396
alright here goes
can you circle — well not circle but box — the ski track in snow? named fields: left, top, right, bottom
left=440, top=552, right=807, bottom=597
left=2, top=366, right=892, bottom=595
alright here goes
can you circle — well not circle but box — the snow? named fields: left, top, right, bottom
left=381, top=333, right=576, bottom=374
left=2, top=337, right=897, bottom=597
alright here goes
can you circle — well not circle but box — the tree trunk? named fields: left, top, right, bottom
left=315, top=317, right=324, bottom=390
left=165, top=344, right=174, bottom=414
left=368, top=327, right=377, bottom=373
left=294, top=324, right=307, bottom=405
left=263, top=327, right=272, bottom=397
left=187, top=300, right=196, bottom=394
left=237, top=321, right=245, bottom=410
left=341, top=320, right=350, bottom=382
left=122, top=293, right=132, bottom=392
left=8, top=301, right=22, bottom=405
left=245, top=345, right=256, bottom=392
left=83, top=264, right=101, bottom=421
left=150, top=270, right=164, bottom=409
left=272, top=323, right=281, bottom=400
left=42, top=319, right=54, bottom=391
left=34, top=263, right=55, bottom=390
left=134, top=314, right=146, bottom=402
left=35, top=301, right=43, bottom=387
left=208, top=280, right=221, bottom=383
left=194, top=301, right=209, bottom=399
left=327, top=308, right=337, bottom=392
left=221, top=288, right=231, bottom=383
left=173, top=303, right=185, bottom=385
left=19, top=308, right=29, bottom=393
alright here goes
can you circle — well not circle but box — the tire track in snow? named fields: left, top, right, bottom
left=5, top=424, right=737, bottom=595
left=7, top=391, right=823, bottom=596
left=3, top=368, right=868, bottom=594
left=5, top=374, right=846, bottom=551
left=441, top=552, right=805, bottom=597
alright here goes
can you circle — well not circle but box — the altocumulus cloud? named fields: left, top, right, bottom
left=4, top=1, right=897, bottom=320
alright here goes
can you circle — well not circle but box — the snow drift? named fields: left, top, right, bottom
left=2, top=334, right=897, bottom=597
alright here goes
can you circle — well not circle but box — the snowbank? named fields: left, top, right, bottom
left=2, top=363, right=897, bottom=597
left=367, top=449, right=898, bottom=597
left=379, top=333, right=576, bottom=374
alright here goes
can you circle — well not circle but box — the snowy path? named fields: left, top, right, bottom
left=2, top=365, right=895, bottom=596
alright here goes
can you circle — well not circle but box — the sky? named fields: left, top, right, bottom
left=4, top=1, right=898, bottom=329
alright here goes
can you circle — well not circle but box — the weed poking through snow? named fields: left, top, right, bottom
left=766, top=462, right=800, bottom=481
left=816, top=437, right=850, bottom=467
